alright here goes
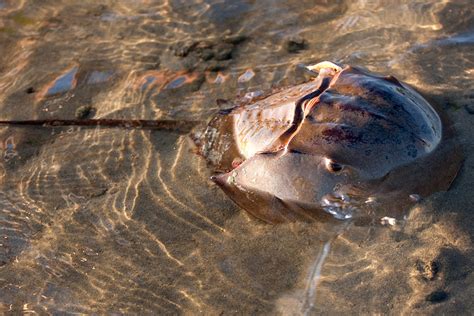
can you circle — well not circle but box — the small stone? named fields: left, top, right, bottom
left=223, top=34, right=248, bottom=45
left=425, top=290, right=448, bottom=303
left=409, top=194, right=422, bottom=202
left=75, top=105, right=96, bottom=119
left=189, top=75, right=205, bottom=92
left=464, top=103, right=474, bottom=114
left=196, top=40, right=213, bottom=50
left=182, top=55, right=199, bottom=72
left=139, top=55, right=160, bottom=69
left=206, top=61, right=228, bottom=72
left=199, top=49, right=215, bottom=61
left=214, top=43, right=234, bottom=61
left=285, top=36, right=308, bottom=53
left=173, top=41, right=197, bottom=57
left=25, top=87, right=36, bottom=94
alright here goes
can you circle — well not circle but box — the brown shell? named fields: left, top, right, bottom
left=197, top=63, right=462, bottom=223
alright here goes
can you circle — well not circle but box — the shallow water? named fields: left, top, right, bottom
left=0, top=0, right=473, bottom=314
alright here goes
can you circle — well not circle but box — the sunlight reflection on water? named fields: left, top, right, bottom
left=0, top=0, right=473, bottom=314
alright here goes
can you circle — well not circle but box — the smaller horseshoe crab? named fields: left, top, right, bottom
left=195, top=61, right=462, bottom=223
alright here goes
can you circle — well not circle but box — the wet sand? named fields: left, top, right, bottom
left=0, top=0, right=473, bottom=314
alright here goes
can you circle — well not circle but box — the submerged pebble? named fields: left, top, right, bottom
left=285, top=35, right=308, bottom=53
left=464, top=103, right=474, bottom=114
left=409, top=194, right=422, bottom=202
left=169, top=33, right=248, bottom=73
left=425, top=290, right=449, bottom=303
left=75, top=105, right=96, bottom=119
left=213, top=43, right=234, bottom=61
left=25, top=87, right=36, bottom=94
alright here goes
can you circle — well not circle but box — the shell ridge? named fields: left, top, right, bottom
left=270, top=76, right=333, bottom=154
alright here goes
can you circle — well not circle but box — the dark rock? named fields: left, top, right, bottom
left=88, top=187, right=108, bottom=198
left=170, top=33, right=244, bottom=70
left=223, top=34, right=248, bottom=45
left=285, top=36, right=308, bottom=53
left=182, top=55, right=199, bottom=72
left=188, top=74, right=205, bottom=92
left=206, top=61, right=229, bottom=72
left=25, top=87, right=36, bottom=94
left=139, top=55, right=160, bottom=69
left=216, top=99, right=231, bottom=107
left=173, top=41, right=198, bottom=57
left=75, top=105, right=96, bottom=119
left=196, top=40, right=213, bottom=50
left=425, top=290, right=448, bottom=303
left=199, top=49, right=215, bottom=61
left=214, top=43, right=234, bottom=61
left=464, top=103, right=474, bottom=114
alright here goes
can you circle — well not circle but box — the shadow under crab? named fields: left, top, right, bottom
left=195, top=61, right=463, bottom=223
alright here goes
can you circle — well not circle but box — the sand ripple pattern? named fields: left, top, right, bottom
left=0, top=126, right=333, bottom=314
left=0, top=0, right=473, bottom=314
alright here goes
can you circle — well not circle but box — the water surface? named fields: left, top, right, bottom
left=0, top=0, right=473, bottom=314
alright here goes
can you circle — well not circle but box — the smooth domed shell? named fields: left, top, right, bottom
left=289, top=66, right=442, bottom=179
left=198, top=62, right=462, bottom=223
left=198, top=74, right=329, bottom=172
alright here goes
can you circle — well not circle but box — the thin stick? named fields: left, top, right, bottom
left=0, top=119, right=201, bottom=134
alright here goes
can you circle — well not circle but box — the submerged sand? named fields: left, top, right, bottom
left=0, top=0, right=473, bottom=314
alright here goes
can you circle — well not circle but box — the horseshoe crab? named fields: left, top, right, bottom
left=195, top=61, right=462, bottom=223
left=0, top=62, right=462, bottom=223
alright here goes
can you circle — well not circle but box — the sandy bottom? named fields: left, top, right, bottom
left=0, top=0, right=473, bottom=314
